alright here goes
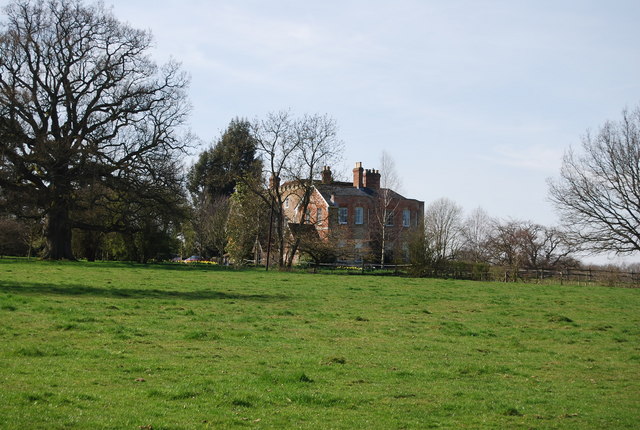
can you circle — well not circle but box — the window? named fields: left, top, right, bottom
left=317, top=208, right=323, bottom=224
left=403, top=209, right=410, bottom=227
left=385, top=211, right=394, bottom=226
left=355, top=207, right=364, bottom=225
left=339, top=207, right=348, bottom=224
left=284, top=197, right=289, bottom=208
left=305, top=209, right=311, bottom=223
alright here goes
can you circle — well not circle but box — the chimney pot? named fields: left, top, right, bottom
left=364, top=168, right=380, bottom=190
left=353, top=161, right=364, bottom=188
left=321, top=166, right=333, bottom=184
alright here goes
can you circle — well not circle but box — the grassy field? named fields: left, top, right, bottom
left=0, top=259, right=638, bottom=429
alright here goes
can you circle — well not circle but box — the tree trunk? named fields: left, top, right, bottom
left=286, top=237, right=300, bottom=268
left=380, top=223, right=386, bottom=267
left=285, top=190, right=311, bottom=268
left=45, top=201, right=75, bottom=260
left=277, top=225, right=285, bottom=269
left=275, top=211, right=285, bottom=269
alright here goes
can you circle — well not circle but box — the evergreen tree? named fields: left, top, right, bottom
left=188, top=118, right=261, bottom=198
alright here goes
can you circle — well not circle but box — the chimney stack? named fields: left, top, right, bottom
left=353, top=162, right=364, bottom=188
left=321, top=166, right=333, bottom=184
left=364, top=169, right=380, bottom=190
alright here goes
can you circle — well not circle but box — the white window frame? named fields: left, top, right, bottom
left=338, top=207, right=348, bottom=224
left=402, top=209, right=410, bottom=227
left=385, top=211, right=394, bottom=226
left=355, top=207, right=364, bottom=225
left=317, top=208, right=323, bottom=224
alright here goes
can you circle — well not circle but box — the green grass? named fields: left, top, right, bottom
left=0, top=258, right=638, bottom=429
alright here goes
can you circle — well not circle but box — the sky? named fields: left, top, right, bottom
left=4, top=0, right=640, bottom=264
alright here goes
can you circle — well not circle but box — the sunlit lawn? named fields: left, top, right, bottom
left=0, top=258, right=638, bottom=429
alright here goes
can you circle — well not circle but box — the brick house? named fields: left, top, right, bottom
left=281, top=162, right=424, bottom=264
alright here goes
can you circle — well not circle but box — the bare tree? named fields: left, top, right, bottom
left=251, top=111, right=342, bottom=269
left=487, top=219, right=577, bottom=271
left=548, top=105, right=640, bottom=255
left=251, top=111, right=297, bottom=268
left=459, top=207, right=493, bottom=263
left=519, top=224, right=576, bottom=270
left=486, top=219, right=526, bottom=270
left=424, top=197, right=463, bottom=264
left=0, top=0, right=190, bottom=259
left=284, top=114, right=343, bottom=266
left=372, top=151, right=403, bottom=265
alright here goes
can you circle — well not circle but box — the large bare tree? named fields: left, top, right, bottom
left=424, top=197, right=463, bottom=264
left=0, top=0, right=190, bottom=259
left=283, top=113, right=342, bottom=266
left=251, top=111, right=342, bottom=269
left=548, top=105, right=640, bottom=255
left=251, top=111, right=298, bottom=268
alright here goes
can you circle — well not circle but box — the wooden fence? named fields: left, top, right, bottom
left=513, top=268, right=640, bottom=287
left=299, top=262, right=640, bottom=287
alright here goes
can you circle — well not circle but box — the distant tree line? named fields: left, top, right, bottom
left=407, top=200, right=580, bottom=278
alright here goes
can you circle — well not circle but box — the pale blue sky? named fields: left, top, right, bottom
left=4, top=0, right=640, bottom=262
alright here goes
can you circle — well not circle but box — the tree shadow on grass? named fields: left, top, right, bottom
left=0, top=258, right=247, bottom=272
left=72, top=261, right=244, bottom=271
left=0, top=280, right=288, bottom=302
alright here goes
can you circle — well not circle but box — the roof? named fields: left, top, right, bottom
left=313, top=182, right=421, bottom=207
left=314, top=183, right=372, bottom=207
